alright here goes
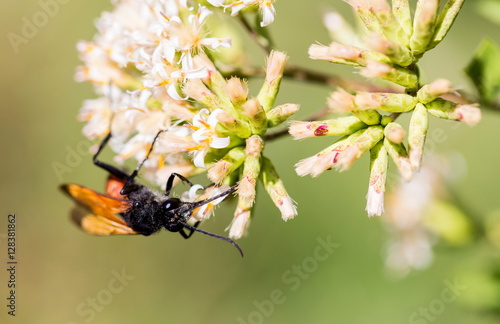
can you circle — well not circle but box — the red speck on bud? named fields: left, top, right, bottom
left=314, top=124, right=329, bottom=136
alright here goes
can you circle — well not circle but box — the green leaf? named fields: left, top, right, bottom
left=465, top=38, right=500, bottom=104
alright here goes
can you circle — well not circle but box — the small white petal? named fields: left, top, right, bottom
left=207, top=108, right=224, bottom=127
left=260, top=4, right=276, bottom=27
left=193, top=149, right=207, bottom=168
left=210, top=136, right=230, bottom=149
left=207, top=0, right=225, bottom=6
left=192, top=108, right=210, bottom=126
left=229, top=3, right=246, bottom=16
left=201, top=37, right=232, bottom=49
left=196, top=6, right=213, bottom=24
left=167, top=83, right=187, bottom=101
left=187, top=184, right=204, bottom=200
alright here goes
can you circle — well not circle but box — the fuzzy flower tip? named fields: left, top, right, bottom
left=366, top=185, right=384, bottom=217
left=227, top=208, right=252, bottom=239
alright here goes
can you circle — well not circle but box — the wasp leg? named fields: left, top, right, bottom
left=165, top=172, right=196, bottom=196
left=120, top=130, right=166, bottom=194
left=179, top=221, right=200, bottom=239
left=93, top=133, right=131, bottom=180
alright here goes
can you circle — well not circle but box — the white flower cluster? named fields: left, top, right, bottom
left=76, top=0, right=290, bottom=237
left=76, top=0, right=233, bottom=188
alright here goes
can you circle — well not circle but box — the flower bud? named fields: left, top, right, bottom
left=193, top=53, right=234, bottom=111
left=384, top=122, right=405, bottom=144
left=360, top=61, right=418, bottom=90
left=243, top=98, right=267, bottom=135
left=289, top=116, right=366, bottom=140
left=347, top=1, right=385, bottom=36
left=327, top=88, right=356, bottom=113
left=238, top=136, right=263, bottom=206
left=352, top=109, right=382, bottom=125
left=365, top=33, right=413, bottom=66
left=335, top=126, right=385, bottom=172
left=383, top=138, right=412, bottom=182
left=216, top=110, right=253, bottom=139
left=392, top=0, right=413, bottom=41
left=366, top=141, right=388, bottom=217
left=295, top=135, right=352, bottom=177
left=408, top=103, right=429, bottom=170
left=426, top=99, right=482, bottom=126
left=258, top=51, right=288, bottom=111
left=227, top=206, right=252, bottom=239
left=261, top=157, right=297, bottom=221
left=208, top=147, right=246, bottom=184
left=226, top=77, right=249, bottom=104
left=427, top=0, right=465, bottom=50
left=410, top=0, right=439, bottom=55
left=309, top=44, right=362, bottom=66
left=417, top=78, right=453, bottom=104
left=355, top=92, right=417, bottom=113
left=183, top=79, right=218, bottom=108
left=267, top=103, right=300, bottom=128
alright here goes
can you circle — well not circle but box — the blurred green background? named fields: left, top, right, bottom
left=2, top=1, right=500, bottom=323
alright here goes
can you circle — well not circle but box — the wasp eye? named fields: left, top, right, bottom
left=162, top=198, right=181, bottom=212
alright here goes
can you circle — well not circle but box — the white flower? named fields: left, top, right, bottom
left=182, top=184, right=231, bottom=221
left=169, top=6, right=231, bottom=69
left=212, top=0, right=277, bottom=27
left=78, top=85, right=134, bottom=139
left=188, top=108, right=230, bottom=168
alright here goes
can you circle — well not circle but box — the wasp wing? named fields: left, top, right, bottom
left=61, top=183, right=136, bottom=235
left=71, top=209, right=136, bottom=235
left=104, top=174, right=128, bottom=199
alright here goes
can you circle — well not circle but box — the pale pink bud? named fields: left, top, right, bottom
left=327, top=88, right=355, bottom=113
left=456, top=105, right=481, bottom=126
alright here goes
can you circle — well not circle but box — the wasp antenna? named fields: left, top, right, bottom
left=180, top=221, right=244, bottom=257
left=191, top=184, right=239, bottom=210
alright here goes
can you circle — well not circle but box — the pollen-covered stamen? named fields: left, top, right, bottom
left=186, top=144, right=205, bottom=152
left=160, top=11, right=171, bottom=22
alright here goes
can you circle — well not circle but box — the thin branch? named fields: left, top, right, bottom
left=221, top=64, right=402, bottom=93
left=283, top=64, right=400, bottom=93
left=238, top=15, right=272, bottom=55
